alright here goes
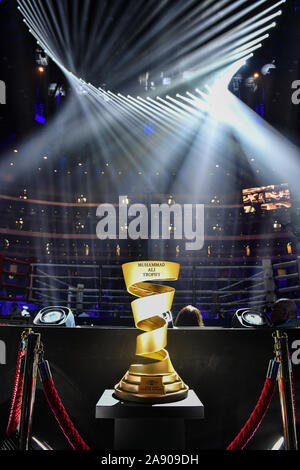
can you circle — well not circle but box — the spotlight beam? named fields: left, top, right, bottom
left=117, top=94, right=181, bottom=135
left=185, top=0, right=238, bottom=29
left=55, top=0, right=77, bottom=70
left=233, top=0, right=286, bottom=32
left=80, top=1, right=107, bottom=69
left=112, top=0, right=255, bottom=81
left=135, top=96, right=187, bottom=127
left=114, top=0, right=229, bottom=74
left=79, top=84, right=151, bottom=136
left=166, top=96, right=205, bottom=118
left=173, top=0, right=268, bottom=60
left=146, top=97, right=190, bottom=121
left=73, top=88, right=162, bottom=172
left=169, top=18, right=278, bottom=79
left=18, top=0, right=285, bottom=95
left=32, top=0, right=71, bottom=67
left=137, top=96, right=190, bottom=127
left=105, top=90, right=158, bottom=130
left=106, top=89, right=171, bottom=135
left=177, top=94, right=211, bottom=113
left=106, top=0, right=281, bottom=87
left=156, top=97, right=192, bottom=118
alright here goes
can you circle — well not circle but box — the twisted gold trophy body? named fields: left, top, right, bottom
left=114, top=261, right=189, bottom=403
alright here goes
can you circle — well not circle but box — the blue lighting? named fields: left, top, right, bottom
left=144, top=121, right=154, bottom=134
left=35, top=85, right=46, bottom=124
left=0, top=301, right=37, bottom=316
left=56, top=89, right=61, bottom=110
left=35, top=101, right=46, bottom=124
left=35, top=113, right=46, bottom=124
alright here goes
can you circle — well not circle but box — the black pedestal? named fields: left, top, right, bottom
left=95, top=389, right=204, bottom=450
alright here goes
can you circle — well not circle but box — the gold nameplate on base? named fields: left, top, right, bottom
left=139, top=377, right=165, bottom=395
left=114, top=261, right=189, bottom=404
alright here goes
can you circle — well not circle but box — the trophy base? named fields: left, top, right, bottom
left=114, top=371, right=189, bottom=404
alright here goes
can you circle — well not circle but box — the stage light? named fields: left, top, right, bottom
left=253, top=72, right=260, bottom=79
left=35, top=47, right=48, bottom=67
left=37, top=66, right=45, bottom=73
left=273, top=220, right=282, bottom=230
left=33, top=306, right=75, bottom=327
left=261, top=60, right=276, bottom=75
left=231, top=309, right=273, bottom=328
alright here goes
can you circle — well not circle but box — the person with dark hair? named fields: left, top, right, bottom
left=9, top=302, right=22, bottom=319
left=271, top=298, right=299, bottom=328
left=174, top=305, right=205, bottom=327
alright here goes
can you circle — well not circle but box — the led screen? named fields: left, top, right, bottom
left=243, top=184, right=291, bottom=214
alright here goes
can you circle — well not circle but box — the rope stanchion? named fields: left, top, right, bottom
left=227, top=360, right=279, bottom=451
left=274, top=331, right=298, bottom=449
left=38, top=360, right=90, bottom=451
left=4, top=330, right=90, bottom=451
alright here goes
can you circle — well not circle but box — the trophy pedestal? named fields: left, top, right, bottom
left=95, top=389, right=204, bottom=450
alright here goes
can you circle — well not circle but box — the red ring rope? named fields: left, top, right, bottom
left=227, top=377, right=277, bottom=450
left=41, top=377, right=90, bottom=450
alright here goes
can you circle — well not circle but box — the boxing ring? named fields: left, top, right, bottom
left=28, top=262, right=268, bottom=317
left=0, top=256, right=299, bottom=322
left=28, top=263, right=102, bottom=315
left=272, top=258, right=300, bottom=302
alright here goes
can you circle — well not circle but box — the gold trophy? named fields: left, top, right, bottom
left=114, top=261, right=189, bottom=403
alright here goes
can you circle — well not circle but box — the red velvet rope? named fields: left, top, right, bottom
left=227, top=377, right=277, bottom=450
left=41, top=377, right=90, bottom=450
left=6, top=350, right=25, bottom=436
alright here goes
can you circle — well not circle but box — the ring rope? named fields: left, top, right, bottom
left=36, top=268, right=73, bottom=288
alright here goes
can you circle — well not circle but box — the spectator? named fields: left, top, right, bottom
left=174, top=305, right=205, bottom=327
left=9, top=302, right=22, bottom=319
left=271, top=298, right=299, bottom=328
